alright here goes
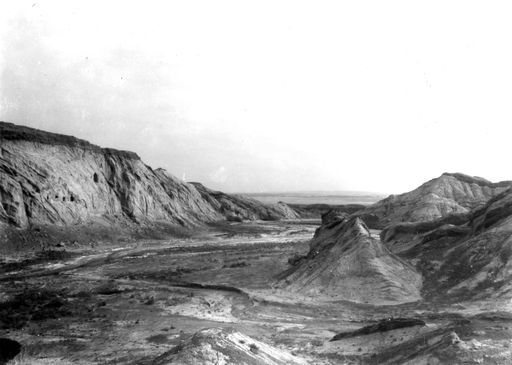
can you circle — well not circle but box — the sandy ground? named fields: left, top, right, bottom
left=1, top=220, right=512, bottom=364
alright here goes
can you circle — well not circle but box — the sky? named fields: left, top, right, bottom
left=1, top=1, right=512, bottom=194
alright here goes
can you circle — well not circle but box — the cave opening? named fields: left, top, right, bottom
left=93, top=173, right=99, bottom=183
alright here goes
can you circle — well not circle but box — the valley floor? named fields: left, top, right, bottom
left=1, top=220, right=512, bottom=364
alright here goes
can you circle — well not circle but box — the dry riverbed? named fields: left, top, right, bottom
left=1, top=220, right=511, bottom=364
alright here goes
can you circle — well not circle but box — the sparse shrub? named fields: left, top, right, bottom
left=288, top=253, right=306, bottom=266
left=249, top=343, right=259, bottom=354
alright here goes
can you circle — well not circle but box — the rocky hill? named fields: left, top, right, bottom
left=277, top=211, right=422, bottom=304
left=360, top=172, right=512, bottom=228
left=381, top=187, right=512, bottom=301
left=0, top=122, right=297, bottom=233
left=152, top=327, right=307, bottom=365
left=277, top=180, right=512, bottom=304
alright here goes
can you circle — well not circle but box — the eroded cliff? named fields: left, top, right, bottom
left=0, top=122, right=297, bottom=233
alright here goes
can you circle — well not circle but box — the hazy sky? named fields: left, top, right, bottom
left=1, top=1, right=512, bottom=194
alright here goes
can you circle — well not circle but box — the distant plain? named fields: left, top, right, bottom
left=244, top=191, right=386, bottom=205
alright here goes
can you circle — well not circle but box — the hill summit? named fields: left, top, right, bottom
left=361, top=172, right=512, bottom=228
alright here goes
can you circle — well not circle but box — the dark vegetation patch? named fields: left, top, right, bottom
left=0, top=249, right=74, bottom=274
left=330, top=318, right=426, bottom=341
left=248, top=343, right=259, bottom=353
left=0, top=222, right=197, bottom=254
left=0, top=288, right=73, bottom=329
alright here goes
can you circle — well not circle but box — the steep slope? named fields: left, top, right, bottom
left=0, top=121, right=297, bottom=232
left=277, top=212, right=422, bottom=304
left=152, top=327, right=307, bottom=365
left=361, top=173, right=512, bottom=228
left=191, top=182, right=299, bottom=221
left=383, top=188, right=512, bottom=301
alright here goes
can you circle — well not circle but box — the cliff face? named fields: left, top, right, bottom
left=361, top=173, right=512, bottom=228
left=0, top=122, right=297, bottom=230
left=278, top=214, right=422, bottom=304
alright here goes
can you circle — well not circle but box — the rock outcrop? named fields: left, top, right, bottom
left=152, top=327, right=307, bottom=365
left=0, top=122, right=297, bottom=231
left=360, top=173, right=512, bottom=228
left=278, top=213, right=422, bottom=304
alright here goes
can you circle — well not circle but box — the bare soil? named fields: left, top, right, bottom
left=1, top=220, right=511, bottom=364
